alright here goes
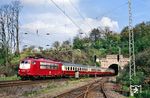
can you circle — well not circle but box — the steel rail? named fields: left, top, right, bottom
left=54, top=77, right=111, bottom=98
left=0, top=79, right=68, bottom=88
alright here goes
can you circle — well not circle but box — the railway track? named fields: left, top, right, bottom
left=54, top=77, right=110, bottom=98
left=0, top=79, right=68, bottom=88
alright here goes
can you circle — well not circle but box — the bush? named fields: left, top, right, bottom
left=135, top=90, right=150, bottom=98
left=0, top=65, right=17, bottom=76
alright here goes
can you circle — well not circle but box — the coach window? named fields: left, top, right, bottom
left=82, top=68, right=84, bottom=71
left=78, top=67, right=79, bottom=71
left=54, top=65, right=56, bottom=69
left=73, top=67, right=74, bottom=71
left=52, top=65, right=54, bottom=69
left=53, top=65, right=55, bottom=69
left=79, top=68, right=81, bottom=71
left=70, top=67, right=72, bottom=71
left=52, top=64, right=55, bottom=69
left=86, top=68, right=88, bottom=71
left=65, top=67, right=67, bottom=70
left=67, top=67, right=69, bottom=70
left=50, top=65, right=53, bottom=69
left=83, top=68, right=85, bottom=71
left=74, top=67, right=77, bottom=71
left=78, top=67, right=80, bottom=71
left=49, top=65, right=51, bottom=69
left=53, top=65, right=56, bottom=69
left=54, top=65, right=58, bottom=69
left=46, top=65, right=49, bottom=69
left=51, top=65, right=54, bottom=69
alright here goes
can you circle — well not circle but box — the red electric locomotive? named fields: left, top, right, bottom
left=18, top=57, right=62, bottom=79
left=18, top=57, right=115, bottom=80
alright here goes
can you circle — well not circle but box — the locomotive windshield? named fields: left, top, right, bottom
left=21, top=61, right=29, bottom=64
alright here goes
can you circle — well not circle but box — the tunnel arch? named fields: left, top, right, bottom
left=108, top=64, right=120, bottom=75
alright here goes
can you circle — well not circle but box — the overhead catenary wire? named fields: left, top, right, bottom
left=95, top=1, right=128, bottom=32
left=22, top=1, right=129, bottom=48
left=22, top=30, right=57, bottom=48
left=50, top=0, right=82, bottom=30
left=96, top=1, right=128, bottom=19
left=68, top=0, right=92, bottom=29
left=21, top=40, right=51, bottom=48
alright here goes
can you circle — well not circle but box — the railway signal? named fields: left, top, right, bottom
left=117, top=54, right=120, bottom=62
left=94, top=55, right=97, bottom=63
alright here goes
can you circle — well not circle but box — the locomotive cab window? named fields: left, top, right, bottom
left=21, top=61, right=24, bottom=63
left=21, top=60, right=30, bottom=64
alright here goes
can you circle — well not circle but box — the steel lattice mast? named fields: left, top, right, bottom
left=128, top=0, right=136, bottom=95
left=128, top=0, right=136, bottom=80
left=128, top=0, right=136, bottom=96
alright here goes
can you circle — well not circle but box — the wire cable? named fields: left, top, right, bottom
left=68, top=0, right=92, bottom=29
left=96, top=2, right=128, bottom=19
left=95, top=1, right=128, bottom=32
left=50, top=0, right=81, bottom=30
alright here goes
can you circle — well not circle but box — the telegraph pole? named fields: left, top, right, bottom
left=128, top=0, right=136, bottom=96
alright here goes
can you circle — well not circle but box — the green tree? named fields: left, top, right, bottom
left=90, top=28, right=102, bottom=42
left=52, top=41, right=60, bottom=50
left=73, top=37, right=84, bottom=49
left=62, top=40, right=71, bottom=50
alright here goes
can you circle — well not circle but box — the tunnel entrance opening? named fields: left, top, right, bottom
left=109, top=64, right=120, bottom=75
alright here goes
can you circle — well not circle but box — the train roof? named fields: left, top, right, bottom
left=63, top=63, right=98, bottom=68
left=63, top=63, right=87, bottom=67
left=22, top=57, right=61, bottom=64
left=62, top=63, right=111, bottom=70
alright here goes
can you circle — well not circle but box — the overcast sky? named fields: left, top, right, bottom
left=1, top=0, right=150, bottom=49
